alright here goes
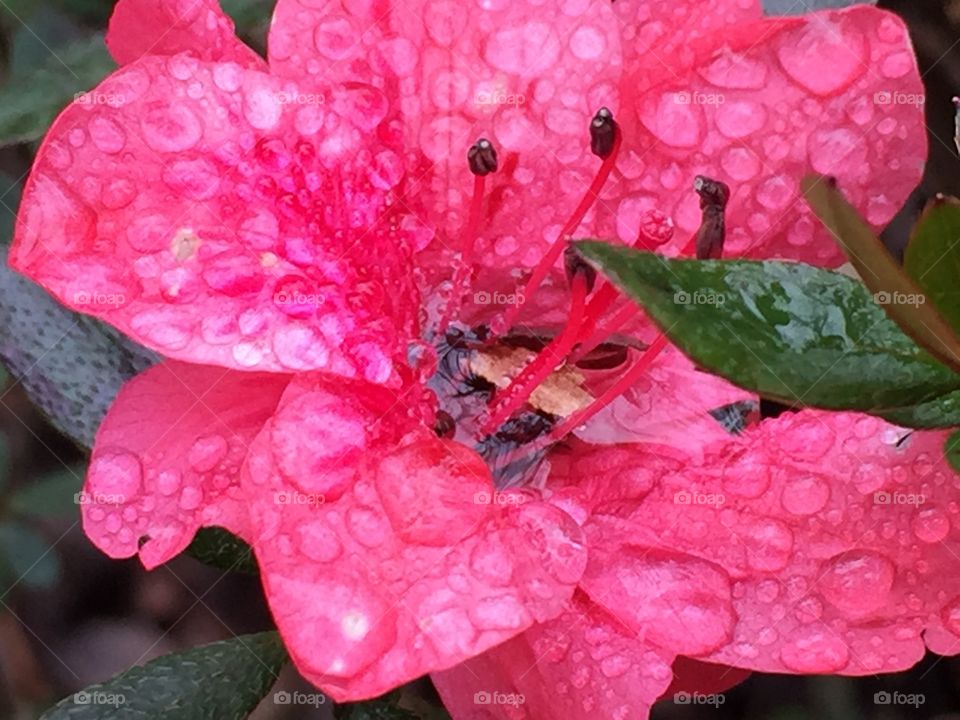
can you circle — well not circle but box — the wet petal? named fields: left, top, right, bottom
left=10, top=57, right=420, bottom=379
left=619, top=7, right=925, bottom=266
left=81, top=361, right=289, bottom=569
left=242, top=374, right=586, bottom=700
left=578, top=410, right=960, bottom=677
left=433, top=594, right=675, bottom=720
left=107, top=0, right=264, bottom=68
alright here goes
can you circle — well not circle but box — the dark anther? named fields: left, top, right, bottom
left=563, top=245, right=597, bottom=292
left=434, top=410, right=456, bottom=438
left=590, top=107, right=617, bottom=159
left=468, top=138, right=498, bottom=176
left=693, top=175, right=731, bottom=260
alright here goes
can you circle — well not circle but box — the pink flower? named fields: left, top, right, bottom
left=9, top=0, right=934, bottom=716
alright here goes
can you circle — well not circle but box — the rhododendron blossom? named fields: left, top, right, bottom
left=8, top=0, right=940, bottom=716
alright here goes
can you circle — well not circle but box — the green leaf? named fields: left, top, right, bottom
left=802, top=176, right=960, bottom=374
left=334, top=692, right=419, bottom=720
left=0, top=522, right=61, bottom=589
left=220, top=0, right=274, bottom=34
left=576, top=242, right=960, bottom=412
left=40, top=632, right=287, bottom=720
left=0, top=246, right=157, bottom=449
left=879, top=390, right=960, bottom=429
left=0, top=33, right=115, bottom=146
left=186, top=527, right=257, bottom=574
left=947, top=430, right=960, bottom=474
left=8, top=467, right=85, bottom=518
left=904, top=197, right=960, bottom=333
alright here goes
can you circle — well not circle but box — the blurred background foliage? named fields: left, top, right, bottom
left=0, top=0, right=959, bottom=719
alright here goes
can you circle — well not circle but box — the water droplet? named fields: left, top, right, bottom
left=912, top=507, right=950, bottom=544
left=776, top=17, right=866, bottom=96
left=484, top=21, right=561, bottom=76
left=781, top=475, right=831, bottom=515
left=780, top=628, right=850, bottom=672
left=89, top=451, right=143, bottom=503
left=140, top=104, right=202, bottom=152
left=820, top=550, right=895, bottom=615
left=715, top=100, right=767, bottom=140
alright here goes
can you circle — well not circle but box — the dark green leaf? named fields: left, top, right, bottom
left=903, top=197, right=960, bottom=333
left=947, top=431, right=960, bottom=474
left=576, top=242, right=960, bottom=411
left=764, top=0, right=874, bottom=14
left=802, top=176, right=960, bottom=374
left=880, top=390, right=960, bottom=429
left=334, top=692, right=419, bottom=720
left=0, top=247, right=156, bottom=449
left=186, top=527, right=257, bottom=574
left=0, top=521, right=61, bottom=589
left=40, top=632, right=287, bottom=720
left=220, top=0, right=274, bottom=34
left=0, top=33, right=115, bottom=146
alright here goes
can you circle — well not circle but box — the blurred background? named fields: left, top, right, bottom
left=0, top=0, right=958, bottom=718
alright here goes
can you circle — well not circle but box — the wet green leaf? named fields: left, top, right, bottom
left=576, top=241, right=960, bottom=412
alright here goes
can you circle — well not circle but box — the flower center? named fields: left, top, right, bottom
left=426, top=109, right=732, bottom=487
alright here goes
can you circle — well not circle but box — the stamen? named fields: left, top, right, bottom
left=546, top=333, right=670, bottom=443
left=569, top=300, right=637, bottom=363
left=691, top=174, right=730, bottom=260
left=481, top=271, right=591, bottom=434
left=494, top=108, right=622, bottom=334
left=437, top=139, right=497, bottom=333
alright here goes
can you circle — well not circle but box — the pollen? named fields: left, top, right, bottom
left=170, top=227, right=201, bottom=261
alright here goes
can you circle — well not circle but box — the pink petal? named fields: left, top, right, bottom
left=81, top=361, right=289, bottom=570
left=433, top=593, right=675, bottom=720
left=578, top=410, right=960, bottom=676
left=619, top=7, right=926, bottom=266
left=107, top=0, right=264, bottom=68
left=10, top=56, right=420, bottom=379
left=242, top=374, right=586, bottom=700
